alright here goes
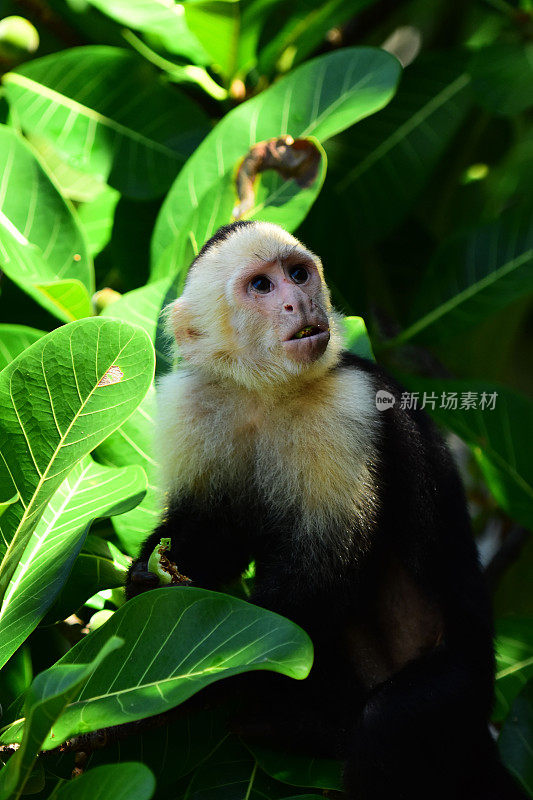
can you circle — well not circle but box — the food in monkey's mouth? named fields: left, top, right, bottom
left=292, top=325, right=320, bottom=339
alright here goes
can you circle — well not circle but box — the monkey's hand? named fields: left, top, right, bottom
left=125, top=543, right=192, bottom=600
left=125, top=560, right=161, bottom=599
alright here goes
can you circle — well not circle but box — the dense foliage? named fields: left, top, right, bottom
left=0, top=0, right=531, bottom=797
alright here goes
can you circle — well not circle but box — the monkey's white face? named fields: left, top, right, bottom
left=231, top=251, right=330, bottom=365
left=168, top=222, right=342, bottom=388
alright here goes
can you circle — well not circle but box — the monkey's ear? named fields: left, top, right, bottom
left=165, top=298, right=200, bottom=343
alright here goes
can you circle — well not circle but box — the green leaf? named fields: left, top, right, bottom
left=499, top=680, right=533, bottom=797
left=0, top=494, right=18, bottom=519
left=86, top=0, right=210, bottom=64
left=245, top=743, right=343, bottom=790
left=396, top=203, right=533, bottom=345
left=0, top=588, right=313, bottom=750
left=0, top=125, right=93, bottom=322
left=342, top=316, right=375, bottom=360
left=76, top=185, right=121, bottom=257
left=3, top=47, right=209, bottom=199
left=495, top=618, right=533, bottom=724
left=26, top=133, right=108, bottom=203
left=0, top=318, right=155, bottom=606
left=55, top=762, right=156, bottom=800
left=257, top=0, right=376, bottom=76
left=151, top=46, right=401, bottom=277
left=470, top=42, right=533, bottom=116
left=45, top=535, right=131, bottom=624
left=0, top=458, right=145, bottom=670
left=84, top=707, right=229, bottom=788
left=395, top=377, right=533, bottom=531
left=185, top=0, right=240, bottom=80
left=177, top=737, right=305, bottom=800
left=95, top=389, right=161, bottom=555
left=97, top=280, right=174, bottom=553
left=0, top=325, right=44, bottom=371
left=0, top=637, right=122, bottom=800
left=334, top=54, right=472, bottom=244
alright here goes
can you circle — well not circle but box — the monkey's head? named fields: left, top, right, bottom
left=167, top=221, right=343, bottom=389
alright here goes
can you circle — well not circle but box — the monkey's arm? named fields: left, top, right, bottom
left=126, top=495, right=253, bottom=599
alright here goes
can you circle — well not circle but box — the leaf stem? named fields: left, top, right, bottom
left=121, top=29, right=228, bottom=101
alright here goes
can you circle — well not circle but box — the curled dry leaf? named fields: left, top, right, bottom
left=233, top=136, right=321, bottom=219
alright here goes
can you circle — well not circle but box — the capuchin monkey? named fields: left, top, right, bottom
left=126, top=221, right=525, bottom=800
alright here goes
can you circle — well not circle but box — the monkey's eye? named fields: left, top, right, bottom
left=250, top=275, right=273, bottom=293
left=289, top=265, right=309, bottom=284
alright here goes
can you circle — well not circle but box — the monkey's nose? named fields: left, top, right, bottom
left=283, top=304, right=294, bottom=311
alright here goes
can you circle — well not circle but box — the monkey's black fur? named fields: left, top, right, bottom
left=127, top=353, right=526, bottom=800
left=192, top=220, right=255, bottom=266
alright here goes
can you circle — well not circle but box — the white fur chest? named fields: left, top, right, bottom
left=156, top=366, right=381, bottom=541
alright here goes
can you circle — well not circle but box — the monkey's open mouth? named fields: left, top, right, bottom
left=290, top=325, right=323, bottom=340
left=284, top=324, right=330, bottom=363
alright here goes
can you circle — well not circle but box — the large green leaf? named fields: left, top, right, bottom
left=397, top=377, right=533, bottom=531
left=0, top=325, right=44, bottom=371
left=333, top=54, right=471, bottom=244
left=494, top=618, right=533, bottom=724
left=0, top=588, right=313, bottom=749
left=3, top=47, right=209, bottom=199
left=499, top=680, right=533, bottom=798
left=470, top=42, right=533, bottom=116
left=0, top=458, right=145, bottom=671
left=0, top=318, right=155, bottom=605
left=55, top=762, right=156, bottom=800
left=396, top=203, right=533, bottom=345
left=0, top=637, right=121, bottom=800
left=151, top=47, right=401, bottom=278
left=0, top=125, right=93, bottom=322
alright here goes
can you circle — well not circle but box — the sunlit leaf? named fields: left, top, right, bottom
left=0, top=318, right=154, bottom=605
left=3, top=47, right=209, bottom=199
left=185, top=0, right=240, bottom=79
left=0, top=588, right=313, bottom=750
left=0, top=459, right=145, bottom=670
left=86, top=0, right=210, bottom=64
left=0, top=125, right=93, bottom=321
left=342, top=316, right=374, bottom=360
